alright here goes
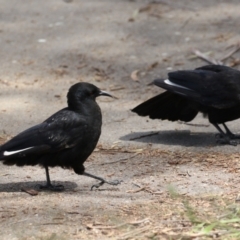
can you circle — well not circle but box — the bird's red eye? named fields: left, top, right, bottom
left=90, top=90, right=97, bottom=96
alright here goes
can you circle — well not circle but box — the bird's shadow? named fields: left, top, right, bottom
left=0, top=181, right=78, bottom=193
left=121, top=130, right=219, bottom=147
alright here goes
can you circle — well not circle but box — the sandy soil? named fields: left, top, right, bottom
left=0, top=0, right=240, bottom=239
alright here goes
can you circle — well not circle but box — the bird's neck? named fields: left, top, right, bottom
left=68, top=98, right=101, bottom=117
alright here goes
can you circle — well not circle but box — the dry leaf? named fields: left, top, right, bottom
left=139, top=4, right=152, bottom=13
left=147, top=61, right=158, bottom=71
left=131, top=70, right=140, bottom=81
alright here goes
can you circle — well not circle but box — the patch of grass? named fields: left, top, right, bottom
left=188, top=205, right=240, bottom=239
left=40, top=233, right=68, bottom=240
left=167, top=187, right=240, bottom=239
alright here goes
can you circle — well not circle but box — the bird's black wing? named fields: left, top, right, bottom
left=132, top=91, right=198, bottom=122
left=0, top=108, right=87, bottom=159
left=195, top=64, right=233, bottom=72
left=154, top=65, right=240, bottom=109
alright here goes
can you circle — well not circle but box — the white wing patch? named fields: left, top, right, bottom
left=3, top=147, right=34, bottom=156
left=164, top=79, right=190, bottom=90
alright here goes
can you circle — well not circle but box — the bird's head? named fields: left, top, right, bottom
left=67, top=82, right=113, bottom=108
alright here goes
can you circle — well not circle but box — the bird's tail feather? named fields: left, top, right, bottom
left=132, top=91, right=198, bottom=122
left=0, top=145, right=51, bottom=166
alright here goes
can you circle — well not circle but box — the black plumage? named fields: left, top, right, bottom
left=132, top=65, right=240, bottom=145
left=0, top=82, right=120, bottom=190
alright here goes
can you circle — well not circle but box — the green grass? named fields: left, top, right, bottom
left=167, top=186, right=240, bottom=239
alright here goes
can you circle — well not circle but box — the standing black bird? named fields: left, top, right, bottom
left=0, top=82, right=121, bottom=190
left=132, top=65, right=240, bottom=145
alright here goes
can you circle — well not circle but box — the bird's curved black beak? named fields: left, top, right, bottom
left=98, top=90, right=116, bottom=99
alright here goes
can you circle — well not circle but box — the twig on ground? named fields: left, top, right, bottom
left=192, top=49, right=222, bottom=65
left=130, top=131, right=159, bottom=140
left=180, top=17, right=191, bottom=29
left=99, top=152, right=141, bottom=165
left=86, top=224, right=121, bottom=230
left=128, top=184, right=163, bottom=195
left=192, top=43, right=240, bottom=66
left=41, top=222, right=63, bottom=225
left=109, top=86, right=125, bottom=91
left=117, top=225, right=151, bottom=240
left=129, top=218, right=150, bottom=225
left=160, top=229, right=230, bottom=238
left=127, top=187, right=146, bottom=193
left=86, top=218, right=150, bottom=230
left=132, top=182, right=141, bottom=188
left=220, top=44, right=240, bottom=62
left=7, top=218, right=30, bottom=227
left=150, top=0, right=196, bottom=11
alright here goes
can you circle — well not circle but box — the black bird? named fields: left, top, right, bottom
left=0, top=82, right=121, bottom=190
left=132, top=65, right=240, bottom=145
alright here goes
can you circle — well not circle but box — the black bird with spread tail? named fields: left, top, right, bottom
left=0, top=82, right=120, bottom=190
left=132, top=65, right=240, bottom=145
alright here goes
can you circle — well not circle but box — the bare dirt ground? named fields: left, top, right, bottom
left=1, top=0, right=240, bottom=239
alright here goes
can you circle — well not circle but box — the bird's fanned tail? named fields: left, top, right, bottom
left=132, top=91, right=198, bottom=122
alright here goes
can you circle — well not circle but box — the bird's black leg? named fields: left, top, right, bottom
left=213, top=123, right=225, bottom=137
left=213, top=123, right=237, bottom=146
left=82, top=172, right=121, bottom=190
left=222, top=123, right=240, bottom=139
left=38, top=166, right=64, bottom=191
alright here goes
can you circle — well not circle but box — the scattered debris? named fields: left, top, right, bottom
left=99, top=152, right=141, bottom=165
left=191, top=49, right=221, bottom=65
left=147, top=61, right=159, bottom=71
left=130, top=70, right=140, bottom=81
left=109, top=86, right=125, bottom=91
left=21, top=188, right=39, bottom=196
left=191, top=43, right=240, bottom=66
left=92, top=67, right=109, bottom=82
left=130, top=131, right=159, bottom=140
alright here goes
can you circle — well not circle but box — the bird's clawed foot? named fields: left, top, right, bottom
left=213, top=123, right=239, bottom=145
left=37, top=183, right=65, bottom=191
left=215, top=134, right=238, bottom=146
left=91, top=179, right=122, bottom=190
left=227, top=134, right=240, bottom=140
